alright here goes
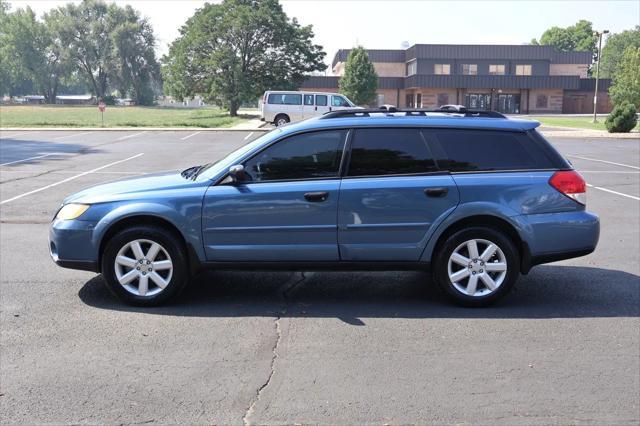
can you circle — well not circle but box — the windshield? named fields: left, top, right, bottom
left=193, top=128, right=283, bottom=181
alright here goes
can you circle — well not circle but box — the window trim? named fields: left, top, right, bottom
left=515, top=64, right=532, bottom=76
left=488, top=64, right=506, bottom=75
left=221, top=128, right=352, bottom=185
left=434, top=63, right=451, bottom=75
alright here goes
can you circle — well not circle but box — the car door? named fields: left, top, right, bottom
left=302, top=94, right=316, bottom=119
left=315, top=94, right=330, bottom=116
left=202, top=129, right=348, bottom=262
left=337, top=128, right=460, bottom=261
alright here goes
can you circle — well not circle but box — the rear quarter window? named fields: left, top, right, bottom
left=426, top=129, right=556, bottom=172
left=268, top=93, right=302, bottom=105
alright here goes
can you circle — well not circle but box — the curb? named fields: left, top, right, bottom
left=0, top=127, right=271, bottom=132
left=540, top=130, right=640, bottom=139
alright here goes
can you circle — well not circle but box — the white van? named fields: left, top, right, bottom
left=261, top=91, right=357, bottom=126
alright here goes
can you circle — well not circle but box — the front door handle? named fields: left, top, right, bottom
left=304, top=191, right=329, bottom=202
left=424, top=187, right=448, bottom=197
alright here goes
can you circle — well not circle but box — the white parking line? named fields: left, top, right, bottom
left=0, top=153, right=60, bottom=167
left=52, top=131, right=92, bottom=140
left=579, top=170, right=640, bottom=174
left=243, top=132, right=254, bottom=141
left=181, top=131, right=201, bottom=141
left=568, top=155, right=640, bottom=170
left=116, top=131, right=147, bottom=141
left=587, top=184, right=640, bottom=201
left=0, top=153, right=144, bottom=205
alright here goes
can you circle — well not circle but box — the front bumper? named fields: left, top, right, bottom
left=49, top=219, right=100, bottom=272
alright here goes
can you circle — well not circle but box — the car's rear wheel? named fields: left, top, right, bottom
left=433, top=227, right=520, bottom=307
left=101, top=225, right=189, bottom=306
left=274, top=114, right=290, bottom=127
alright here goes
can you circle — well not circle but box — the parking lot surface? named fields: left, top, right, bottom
left=1, top=129, right=638, bottom=425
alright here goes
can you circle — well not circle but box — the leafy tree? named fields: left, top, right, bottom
left=609, top=46, right=640, bottom=107
left=0, top=0, right=13, bottom=96
left=535, top=20, right=597, bottom=53
left=600, top=26, right=640, bottom=78
left=605, top=102, right=637, bottom=133
left=2, top=6, right=70, bottom=102
left=162, top=0, right=326, bottom=116
left=338, top=46, right=378, bottom=106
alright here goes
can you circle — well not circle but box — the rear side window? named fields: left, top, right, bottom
left=427, top=129, right=555, bottom=172
left=304, top=94, right=314, bottom=105
left=316, top=95, right=328, bottom=106
left=268, top=93, right=302, bottom=105
left=244, top=130, right=347, bottom=182
left=347, top=129, right=437, bottom=176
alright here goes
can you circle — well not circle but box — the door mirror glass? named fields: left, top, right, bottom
left=228, top=164, right=247, bottom=183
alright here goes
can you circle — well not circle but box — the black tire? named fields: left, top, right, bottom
left=432, top=226, right=520, bottom=307
left=274, top=114, right=290, bottom=126
left=101, top=225, right=190, bottom=306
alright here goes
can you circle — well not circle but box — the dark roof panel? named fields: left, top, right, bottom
left=332, top=49, right=406, bottom=67
left=300, top=76, right=403, bottom=90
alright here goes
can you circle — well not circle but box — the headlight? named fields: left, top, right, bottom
left=56, top=203, right=90, bottom=220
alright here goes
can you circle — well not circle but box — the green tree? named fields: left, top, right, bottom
left=162, top=0, right=325, bottom=116
left=537, top=20, right=597, bottom=53
left=600, top=26, right=640, bottom=78
left=2, top=6, right=70, bottom=103
left=338, top=47, right=377, bottom=106
left=609, top=46, right=640, bottom=107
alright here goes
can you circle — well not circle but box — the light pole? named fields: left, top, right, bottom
left=592, top=29, right=609, bottom=123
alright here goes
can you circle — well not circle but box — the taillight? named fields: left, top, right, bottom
left=549, top=170, right=587, bottom=205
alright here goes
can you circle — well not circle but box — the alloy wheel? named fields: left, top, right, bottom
left=114, top=239, right=173, bottom=297
left=447, top=238, right=507, bottom=297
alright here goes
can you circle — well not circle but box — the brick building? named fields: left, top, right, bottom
left=301, top=44, right=612, bottom=114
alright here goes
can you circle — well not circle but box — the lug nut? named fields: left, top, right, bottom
left=136, top=267, right=140, bottom=270
left=142, top=272, right=146, bottom=275
left=479, top=269, right=484, bottom=273
left=149, top=268, right=152, bottom=272
left=146, top=260, right=151, bottom=265
left=472, top=271, right=476, bottom=275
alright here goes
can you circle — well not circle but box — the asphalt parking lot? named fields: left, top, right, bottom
left=0, top=129, right=638, bottom=425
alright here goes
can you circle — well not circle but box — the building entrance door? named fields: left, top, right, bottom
left=497, top=94, right=521, bottom=114
left=464, top=93, right=492, bottom=110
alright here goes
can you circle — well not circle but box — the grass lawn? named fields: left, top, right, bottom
left=529, top=115, right=640, bottom=132
left=0, top=105, right=253, bottom=128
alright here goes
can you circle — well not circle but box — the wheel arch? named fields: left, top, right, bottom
left=427, top=214, right=530, bottom=273
left=274, top=113, right=290, bottom=124
left=97, top=214, right=200, bottom=275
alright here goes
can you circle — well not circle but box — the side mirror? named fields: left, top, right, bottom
left=228, top=164, right=247, bottom=183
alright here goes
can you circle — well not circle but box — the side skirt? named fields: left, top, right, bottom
left=199, top=261, right=431, bottom=272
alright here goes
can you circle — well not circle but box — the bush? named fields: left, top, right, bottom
left=605, top=102, right=638, bottom=133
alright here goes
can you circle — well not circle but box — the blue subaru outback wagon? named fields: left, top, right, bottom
left=50, top=107, right=599, bottom=306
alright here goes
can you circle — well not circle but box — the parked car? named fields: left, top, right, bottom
left=50, top=107, right=599, bottom=307
left=261, top=90, right=356, bottom=126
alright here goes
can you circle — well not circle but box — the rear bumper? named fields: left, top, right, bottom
left=519, top=210, right=599, bottom=273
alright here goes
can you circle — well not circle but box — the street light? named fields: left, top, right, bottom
left=593, top=29, right=609, bottom=123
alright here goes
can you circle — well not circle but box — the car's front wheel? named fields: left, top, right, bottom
left=433, top=227, right=520, bottom=307
left=101, top=225, right=189, bottom=306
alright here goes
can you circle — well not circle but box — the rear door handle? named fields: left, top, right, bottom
left=424, top=187, right=448, bottom=197
left=304, top=191, right=329, bottom=202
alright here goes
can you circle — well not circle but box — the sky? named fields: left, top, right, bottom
left=10, top=0, right=640, bottom=69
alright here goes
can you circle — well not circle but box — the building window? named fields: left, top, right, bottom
left=536, top=94, right=548, bottom=108
left=376, top=93, right=385, bottom=107
left=406, top=60, right=417, bottom=76
left=416, top=93, right=422, bottom=108
left=489, top=64, right=506, bottom=75
left=434, top=64, right=451, bottom=75
left=516, top=64, right=532, bottom=76
left=437, top=93, right=450, bottom=106
left=462, top=64, right=477, bottom=75
left=406, top=94, right=414, bottom=108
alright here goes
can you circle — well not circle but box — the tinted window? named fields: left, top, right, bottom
left=268, top=93, right=302, bottom=105
left=304, top=94, right=314, bottom=105
left=316, top=95, right=327, bottom=106
left=244, top=130, right=347, bottom=182
left=332, top=96, right=350, bottom=107
left=347, top=129, right=437, bottom=176
left=428, top=129, right=554, bottom=172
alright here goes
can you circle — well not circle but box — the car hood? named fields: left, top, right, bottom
left=64, top=171, right=208, bottom=204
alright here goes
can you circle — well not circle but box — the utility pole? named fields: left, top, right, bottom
left=592, top=29, right=609, bottom=123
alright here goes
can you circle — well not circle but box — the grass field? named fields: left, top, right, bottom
left=0, top=105, right=252, bottom=128
left=529, top=115, right=640, bottom=132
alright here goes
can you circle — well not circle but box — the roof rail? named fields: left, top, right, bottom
left=319, top=106, right=507, bottom=120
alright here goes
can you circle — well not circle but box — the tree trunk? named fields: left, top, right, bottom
left=229, top=99, right=239, bottom=116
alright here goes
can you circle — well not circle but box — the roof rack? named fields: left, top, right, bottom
left=319, top=105, right=507, bottom=120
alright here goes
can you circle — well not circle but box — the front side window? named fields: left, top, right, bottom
left=347, top=129, right=437, bottom=176
left=304, top=94, right=314, bottom=105
left=427, top=129, right=554, bottom=172
left=268, top=93, right=302, bottom=105
left=489, top=64, right=506, bottom=75
left=462, top=64, right=478, bottom=75
left=516, top=64, right=532, bottom=76
left=331, top=95, right=350, bottom=107
left=316, top=95, right=328, bottom=106
left=434, top=64, right=451, bottom=75
left=243, top=130, right=347, bottom=182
